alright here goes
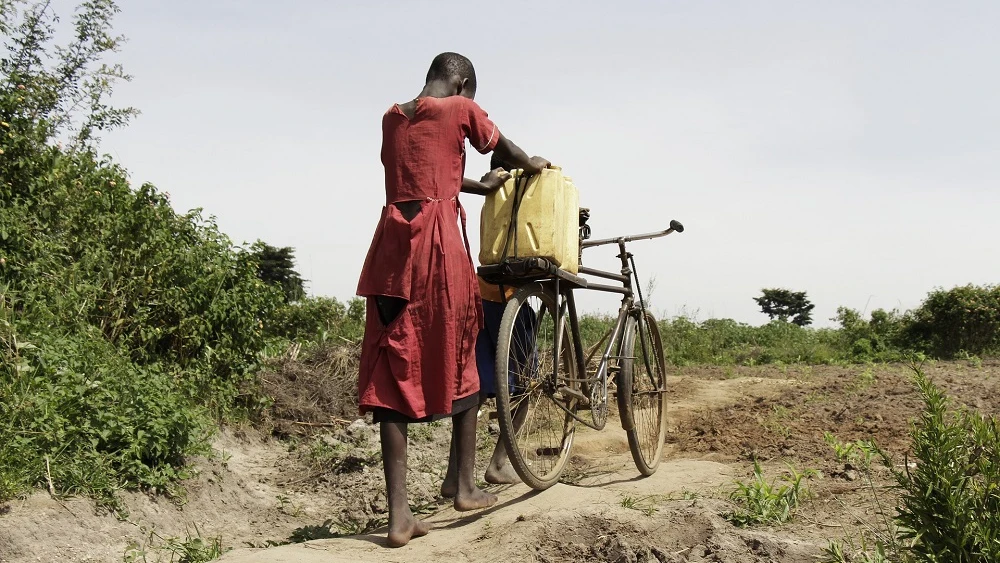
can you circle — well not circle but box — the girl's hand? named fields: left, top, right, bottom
left=480, top=167, right=511, bottom=191
left=524, top=156, right=551, bottom=175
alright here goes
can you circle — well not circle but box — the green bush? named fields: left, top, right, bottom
left=266, top=296, right=365, bottom=344
left=549, top=284, right=1000, bottom=368
left=834, top=307, right=908, bottom=362
left=658, top=316, right=843, bottom=366
left=2, top=149, right=281, bottom=407
left=576, top=313, right=616, bottom=353
left=576, top=313, right=850, bottom=366
left=0, top=1, right=281, bottom=504
left=904, top=284, right=1000, bottom=359
left=891, top=370, right=1000, bottom=562
left=0, top=317, right=208, bottom=505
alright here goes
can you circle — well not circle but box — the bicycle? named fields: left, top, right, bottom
left=478, top=212, right=685, bottom=490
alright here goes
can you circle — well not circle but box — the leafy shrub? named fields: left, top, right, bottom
left=834, top=307, right=908, bottom=362
left=0, top=317, right=208, bottom=505
left=904, top=284, right=1000, bottom=359
left=0, top=1, right=281, bottom=503
left=576, top=313, right=615, bottom=353
left=891, top=369, right=1000, bottom=562
left=2, top=148, right=281, bottom=405
left=266, top=296, right=365, bottom=344
left=657, top=316, right=842, bottom=366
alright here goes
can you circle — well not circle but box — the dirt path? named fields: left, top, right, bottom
left=216, top=374, right=828, bottom=563
left=216, top=459, right=741, bottom=563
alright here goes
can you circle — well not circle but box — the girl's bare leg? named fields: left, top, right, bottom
left=451, top=406, right=498, bottom=511
left=381, top=422, right=430, bottom=547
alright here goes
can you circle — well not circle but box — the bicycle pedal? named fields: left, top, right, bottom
left=488, top=411, right=498, bottom=420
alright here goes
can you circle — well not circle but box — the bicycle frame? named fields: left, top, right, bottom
left=542, top=221, right=683, bottom=430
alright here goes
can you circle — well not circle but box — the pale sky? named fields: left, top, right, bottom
left=63, top=0, right=1000, bottom=326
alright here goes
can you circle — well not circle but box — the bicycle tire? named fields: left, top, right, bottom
left=494, top=282, right=578, bottom=490
left=616, top=308, right=668, bottom=476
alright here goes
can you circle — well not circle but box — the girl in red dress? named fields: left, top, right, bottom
left=356, top=52, right=550, bottom=547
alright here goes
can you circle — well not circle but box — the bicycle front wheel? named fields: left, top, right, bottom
left=495, top=283, right=578, bottom=490
left=617, top=308, right=668, bottom=476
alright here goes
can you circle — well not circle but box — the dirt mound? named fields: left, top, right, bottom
left=259, top=342, right=361, bottom=437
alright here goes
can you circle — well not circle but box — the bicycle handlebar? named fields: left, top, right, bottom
left=581, top=219, right=685, bottom=249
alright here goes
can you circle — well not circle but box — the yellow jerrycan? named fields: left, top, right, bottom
left=479, top=166, right=580, bottom=274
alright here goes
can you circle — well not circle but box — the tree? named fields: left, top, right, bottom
left=754, top=288, right=815, bottom=326
left=252, top=243, right=305, bottom=302
left=1, top=0, right=138, bottom=150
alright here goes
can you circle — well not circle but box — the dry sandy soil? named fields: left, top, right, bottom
left=1, top=360, right=997, bottom=562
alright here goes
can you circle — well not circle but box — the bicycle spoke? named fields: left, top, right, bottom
left=495, top=283, right=578, bottom=489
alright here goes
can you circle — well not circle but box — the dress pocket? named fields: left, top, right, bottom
left=375, top=295, right=407, bottom=327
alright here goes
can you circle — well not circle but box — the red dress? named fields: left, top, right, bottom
left=357, top=95, right=501, bottom=419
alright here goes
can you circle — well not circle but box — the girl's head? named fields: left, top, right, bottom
left=425, top=52, right=477, bottom=99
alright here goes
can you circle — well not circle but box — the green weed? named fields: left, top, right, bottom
left=956, top=349, right=983, bottom=369
left=823, top=367, right=1000, bottom=562
left=822, top=538, right=891, bottom=563
left=276, top=494, right=303, bottom=517
left=409, top=423, right=435, bottom=442
left=124, top=526, right=228, bottom=563
left=824, top=432, right=856, bottom=462
left=764, top=405, right=793, bottom=440
left=727, top=461, right=816, bottom=527
left=288, top=520, right=339, bottom=543
left=853, top=367, right=878, bottom=391
left=619, top=494, right=659, bottom=517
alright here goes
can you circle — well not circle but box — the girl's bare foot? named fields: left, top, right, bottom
left=484, top=461, right=520, bottom=485
left=440, top=474, right=457, bottom=498
left=386, top=514, right=430, bottom=548
left=453, top=487, right=498, bottom=512
left=484, top=438, right=520, bottom=485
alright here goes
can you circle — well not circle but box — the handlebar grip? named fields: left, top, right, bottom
left=670, top=219, right=685, bottom=233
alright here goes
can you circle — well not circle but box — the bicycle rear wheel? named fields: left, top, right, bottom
left=495, top=283, right=578, bottom=490
left=616, top=308, right=667, bottom=476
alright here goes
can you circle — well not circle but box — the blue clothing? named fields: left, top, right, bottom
left=475, top=300, right=537, bottom=397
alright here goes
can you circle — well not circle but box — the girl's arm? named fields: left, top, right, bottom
left=460, top=168, right=511, bottom=196
left=492, top=133, right=551, bottom=174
